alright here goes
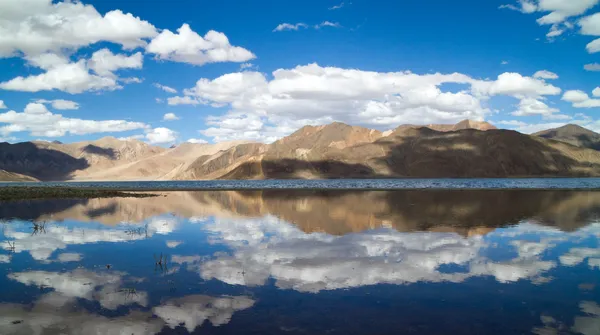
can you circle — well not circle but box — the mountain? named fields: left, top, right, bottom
left=426, top=119, right=497, bottom=132
left=178, top=125, right=600, bottom=179
left=3, top=120, right=600, bottom=181
left=533, top=124, right=600, bottom=150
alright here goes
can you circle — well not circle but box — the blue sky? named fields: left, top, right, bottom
left=0, top=0, right=599, bottom=145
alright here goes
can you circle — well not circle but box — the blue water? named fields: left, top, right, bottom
left=0, top=190, right=599, bottom=334
left=3, top=178, right=600, bottom=189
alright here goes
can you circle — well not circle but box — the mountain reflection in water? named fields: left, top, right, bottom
left=0, top=190, right=598, bottom=334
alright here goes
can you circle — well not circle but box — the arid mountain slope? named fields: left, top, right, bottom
left=185, top=126, right=600, bottom=179
left=74, top=140, right=250, bottom=181
left=534, top=124, right=600, bottom=150
left=426, top=119, right=497, bottom=132
left=2, top=120, right=600, bottom=181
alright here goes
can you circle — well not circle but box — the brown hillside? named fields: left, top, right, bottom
left=205, top=126, right=600, bottom=179
left=533, top=124, right=600, bottom=151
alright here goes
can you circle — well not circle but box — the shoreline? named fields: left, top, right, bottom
left=0, top=187, right=159, bottom=201
left=2, top=186, right=600, bottom=193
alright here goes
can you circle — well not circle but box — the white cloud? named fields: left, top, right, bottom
left=579, top=12, right=600, bottom=36
left=0, top=100, right=6, bottom=109
left=181, top=64, right=563, bottom=142
left=87, top=48, right=143, bottom=77
left=240, top=62, right=257, bottom=71
left=536, top=0, right=599, bottom=25
left=0, top=0, right=158, bottom=57
left=562, top=89, right=600, bottom=108
left=329, top=2, right=347, bottom=10
left=314, top=21, right=342, bottom=29
left=168, top=96, right=200, bottom=106
left=121, top=76, right=143, bottom=84
left=146, top=24, right=255, bottom=66
left=187, top=138, right=208, bottom=144
left=0, top=58, right=119, bottom=94
left=533, top=70, right=559, bottom=79
left=145, top=127, right=178, bottom=144
left=499, top=1, right=537, bottom=14
left=585, top=63, right=600, bottom=71
left=511, top=97, right=561, bottom=118
left=154, top=83, right=177, bottom=94
left=155, top=98, right=164, bottom=103
left=0, top=102, right=147, bottom=138
left=586, top=38, right=600, bottom=53
left=503, top=0, right=599, bottom=41
left=471, top=72, right=561, bottom=97
left=35, top=99, right=79, bottom=110
left=501, top=60, right=510, bottom=65
left=593, top=87, right=600, bottom=97
left=24, top=102, right=50, bottom=115
left=273, top=23, right=309, bottom=32
left=118, top=134, right=145, bottom=141
left=497, top=120, right=528, bottom=127
left=163, top=112, right=180, bottom=121
left=274, top=22, right=341, bottom=32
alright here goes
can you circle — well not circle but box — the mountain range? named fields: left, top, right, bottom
left=1, top=120, right=600, bottom=181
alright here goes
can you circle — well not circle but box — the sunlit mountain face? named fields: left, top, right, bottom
left=0, top=190, right=599, bottom=334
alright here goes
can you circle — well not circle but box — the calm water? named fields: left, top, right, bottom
left=0, top=190, right=600, bottom=334
left=3, top=178, right=600, bottom=189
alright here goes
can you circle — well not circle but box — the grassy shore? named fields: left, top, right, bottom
left=0, top=186, right=158, bottom=201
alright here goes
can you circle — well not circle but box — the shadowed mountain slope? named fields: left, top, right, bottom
left=2, top=120, right=600, bottom=180
left=533, top=124, right=600, bottom=151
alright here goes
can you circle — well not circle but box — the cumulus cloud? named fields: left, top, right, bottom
left=0, top=58, right=120, bottom=94
left=0, top=0, right=158, bottom=57
left=87, top=49, right=143, bottom=77
left=0, top=102, right=147, bottom=138
left=168, top=96, right=201, bottom=106
left=145, top=127, right=178, bottom=144
left=0, top=100, right=6, bottom=109
left=35, top=99, right=79, bottom=110
left=562, top=89, right=600, bottom=108
left=163, top=113, right=180, bottom=121
left=179, top=64, right=563, bottom=142
left=502, top=0, right=599, bottom=41
left=511, top=97, right=563, bottom=119
left=533, top=70, right=559, bottom=79
left=154, top=83, right=177, bottom=94
left=146, top=24, right=255, bottom=66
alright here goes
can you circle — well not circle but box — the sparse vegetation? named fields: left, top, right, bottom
left=0, top=186, right=158, bottom=201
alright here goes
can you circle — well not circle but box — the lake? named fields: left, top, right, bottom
left=0, top=189, right=599, bottom=334
left=4, top=178, right=600, bottom=190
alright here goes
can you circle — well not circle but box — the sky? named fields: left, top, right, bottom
left=0, top=0, right=599, bottom=146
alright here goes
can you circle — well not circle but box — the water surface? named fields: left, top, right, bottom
left=4, top=178, right=600, bottom=189
left=0, top=190, right=599, bottom=334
